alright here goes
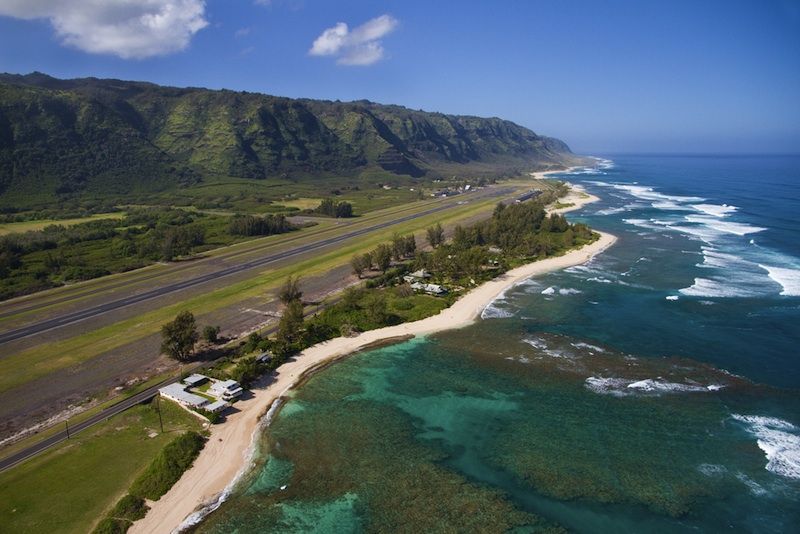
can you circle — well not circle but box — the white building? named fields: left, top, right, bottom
left=159, top=383, right=208, bottom=409
left=423, top=283, right=447, bottom=295
left=205, top=400, right=230, bottom=414
left=209, top=379, right=244, bottom=400
left=183, top=373, right=209, bottom=387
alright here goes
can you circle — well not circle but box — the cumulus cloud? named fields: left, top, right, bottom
left=0, top=0, right=209, bottom=59
left=309, top=14, right=397, bottom=66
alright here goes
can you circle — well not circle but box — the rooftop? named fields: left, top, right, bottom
left=183, top=373, right=208, bottom=386
left=159, top=383, right=208, bottom=408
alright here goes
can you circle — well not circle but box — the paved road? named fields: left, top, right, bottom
left=0, top=297, right=331, bottom=473
left=0, top=188, right=509, bottom=346
left=0, top=375, right=180, bottom=472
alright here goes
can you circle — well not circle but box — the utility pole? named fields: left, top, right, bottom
left=156, top=395, right=164, bottom=433
left=65, top=420, right=70, bottom=439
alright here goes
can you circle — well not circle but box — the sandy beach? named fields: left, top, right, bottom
left=531, top=168, right=601, bottom=214
left=132, top=182, right=614, bottom=534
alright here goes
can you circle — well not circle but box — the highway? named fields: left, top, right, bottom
left=0, top=187, right=510, bottom=346
left=0, top=185, right=518, bottom=471
left=0, top=374, right=179, bottom=472
left=0, top=298, right=329, bottom=473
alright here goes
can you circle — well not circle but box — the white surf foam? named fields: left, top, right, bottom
left=626, top=379, right=715, bottom=393
left=595, top=206, right=628, bottom=216
left=585, top=377, right=722, bottom=397
left=679, top=277, right=760, bottom=298
left=692, top=203, right=738, bottom=217
left=651, top=200, right=692, bottom=211
left=558, top=288, right=582, bottom=295
left=758, top=264, right=800, bottom=296
left=735, top=472, right=769, bottom=496
left=481, top=304, right=514, bottom=319
left=612, top=184, right=705, bottom=203
left=731, top=415, right=800, bottom=479
left=571, top=342, right=606, bottom=353
left=177, top=395, right=288, bottom=531
left=584, top=377, right=631, bottom=397
left=665, top=295, right=679, bottom=301
left=683, top=215, right=766, bottom=236
left=541, top=287, right=556, bottom=295
left=522, top=337, right=571, bottom=359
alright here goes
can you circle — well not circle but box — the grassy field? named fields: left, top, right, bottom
left=276, top=197, right=323, bottom=210
left=0, top=372, right=174, bottom=463
left=0, top=213, right=126, bottom=236
left=0, top=192, right=508, bottom=395
left=0, top=399, right=203, bottom=534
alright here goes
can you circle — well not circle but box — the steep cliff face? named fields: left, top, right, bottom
left=0, top=72, right=581, bottom=204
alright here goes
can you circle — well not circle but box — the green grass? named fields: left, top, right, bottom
left=0, top=193, right=506, bottom=395
left=0, top=399, right=203, bottom=534
left=0, top=372, right=175, bottom=463
left=277, top=197, right=323, bottom=210
left=0, top=213, right=126, bottom=236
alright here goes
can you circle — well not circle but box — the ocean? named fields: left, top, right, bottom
left=193, top=155, right=800, bottom=533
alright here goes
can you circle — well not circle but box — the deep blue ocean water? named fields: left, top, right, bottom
left=196, top=155, right=800, bottom=533
left=510, top=155, right=800, bottom=389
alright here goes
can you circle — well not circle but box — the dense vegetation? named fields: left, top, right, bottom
left=0, top=207, right=296, bottom=301
left=199, top=198, right=597, bottom=384
left=90, top=429, right=206, bottom=533
left=227, top=213, right=296, bottom=236
left=128, top=431, right=206, bottom=500
left=312, top=198, right=354, bottom=218
left=0, top=72, right=581, bottom=210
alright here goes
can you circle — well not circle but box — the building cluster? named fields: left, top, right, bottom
left=403, top=269, right=448, bottom=295
left=159, top=374, right=243, bottom=416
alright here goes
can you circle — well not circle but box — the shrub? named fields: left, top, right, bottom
left=128, top=431, right=206, bottom=501
left=202, top=325, right=220, bottom=344
left=91, top=517, right=131, bottom=534
left=109, top=494, right=148, bottom=522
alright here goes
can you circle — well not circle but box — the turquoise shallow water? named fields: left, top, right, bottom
left=196, top=156, right=800, bottom=533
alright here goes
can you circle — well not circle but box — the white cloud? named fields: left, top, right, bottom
left=0, top=0, right=209, bottom=59
left=235, top=26, right=251, bottom=38
left=309, top=14, right=397, bottom=66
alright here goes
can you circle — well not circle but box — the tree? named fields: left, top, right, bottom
left=160, top=311, right=199, bottom=362
left=373, top=244, right=392, bottom=273
left=391, top=233, right=405, bottom=260
left=363, top=292, right=388, bottom=325
left=452, top=225, right=471, bottom=250
left=426, top=223, right=444, bottom=248
left=276, top=299, right=305, bottom=347
left=278, top=275, right=302, bottom=305
left=403, top=235, right=417, bottom=257
left=335, top=202, right=353, bottom=218
left=351, top=254, right=368, bottom=278
left=314, top=199, right=353, bottom=218
left=340, top=286, right=363, bottom=311
left=202, top=325, right=220, bottom=344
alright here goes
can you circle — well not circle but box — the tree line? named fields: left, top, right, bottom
left=313, top=198, right=354, bottom=218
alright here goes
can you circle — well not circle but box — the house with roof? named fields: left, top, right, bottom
left=209, top=379, right=244, bottom=400
left=160, top=373, right=241, bottom=418
left=159, top=383, right=209, bottom=410
left=403, top=269, right=432, bottom=283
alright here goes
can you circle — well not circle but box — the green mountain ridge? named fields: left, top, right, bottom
left=0, top=72, right=583, bottom=209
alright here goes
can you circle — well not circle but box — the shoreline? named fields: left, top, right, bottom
left=131, top=185, right=614, bottom=534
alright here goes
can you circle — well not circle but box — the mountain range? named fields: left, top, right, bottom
left=0, top=72, right=583, bottom=209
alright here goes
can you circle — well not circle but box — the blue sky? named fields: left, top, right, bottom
left=0, top=0, right=798, bottom=154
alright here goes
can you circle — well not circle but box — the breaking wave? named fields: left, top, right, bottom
left=758, top=264, right=800, bottom=297
left=585, top=376, right=724, bottom=397
left=732, top=415, right=800, bottom=479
